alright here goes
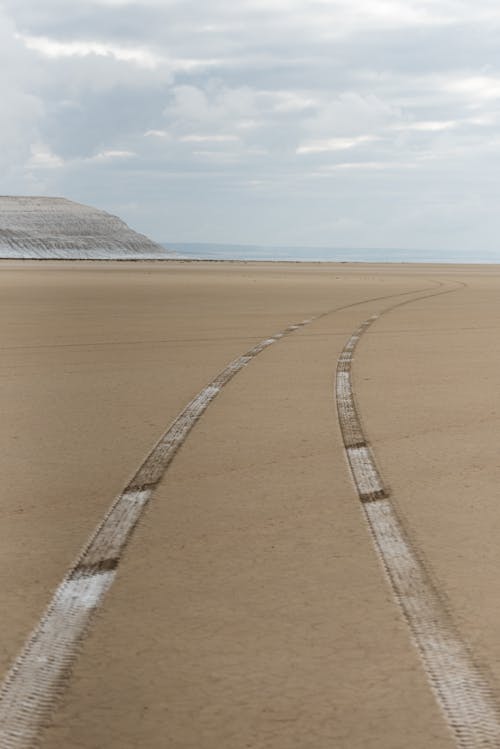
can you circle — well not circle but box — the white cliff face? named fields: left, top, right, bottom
left=0, top=197, right=173, bottom=259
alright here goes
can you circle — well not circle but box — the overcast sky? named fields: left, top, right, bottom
left=4, top=0, right=500, bottom=251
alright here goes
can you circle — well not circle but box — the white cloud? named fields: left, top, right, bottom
left=92, top=150, right=136, bottom=161
left=28, top=145, right=136, bottom=169
left=29, top=143, right=63, bottom=168
left=444, top=75, right=500, bottom=101
left=17, top=33, right=223, bottom=76
left=180, top=134, right=240, bottom=143
left=393, top=120, right=458, bottom=132
left=313, top=160, right=417, bottom=172
left=303, top=92, right=403, bottom=138
left=144, top=129, right=171, bottom=138
left=297, top=134, right=380, bottom=154
left=192, top=150, right=241, bottom=163
left=272, top=92, right=317, bottom=112
left=165, top=84, right=260, bottom=128
left=18, top=34, right=162, bottom=69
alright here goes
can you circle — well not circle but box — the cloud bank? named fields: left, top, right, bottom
left=3, top=0, right=500, bottom=251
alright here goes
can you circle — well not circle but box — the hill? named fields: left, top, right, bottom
left=0, top=197, right=172, bottom=260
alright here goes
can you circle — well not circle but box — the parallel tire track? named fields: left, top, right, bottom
left=0, top=279, right=451, bottom=748
left=336, top=286, right=500, bottom=748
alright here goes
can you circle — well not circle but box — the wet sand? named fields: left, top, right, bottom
left=0, top=261, right=498, bottom=747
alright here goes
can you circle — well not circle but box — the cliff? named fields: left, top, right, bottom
left=0, top=197, right=172, bottom=259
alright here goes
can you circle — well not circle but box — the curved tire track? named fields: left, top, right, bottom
left=0, top=279, right=447, bottom=749
left=336, top=283, right=500, bottom=748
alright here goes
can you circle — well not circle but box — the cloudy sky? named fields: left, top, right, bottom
left=3, top=0, right=500, bottom=251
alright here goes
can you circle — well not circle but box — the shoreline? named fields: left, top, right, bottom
left=1, top=256, right=500, bottom=268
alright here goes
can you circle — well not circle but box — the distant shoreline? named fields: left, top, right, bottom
left=0, top=257, right=498, bottom=270
left=162, top=242, right=500, bottom=264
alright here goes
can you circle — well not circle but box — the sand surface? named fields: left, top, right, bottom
left=0, top=261, right=499, bottom=747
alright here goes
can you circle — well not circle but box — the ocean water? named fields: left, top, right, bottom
left=163, top=242, right=500, bottom=264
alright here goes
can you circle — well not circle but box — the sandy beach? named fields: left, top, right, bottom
left=1, top=260, right=499, bottom=747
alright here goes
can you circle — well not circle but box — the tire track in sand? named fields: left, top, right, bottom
left=0, top=280, right=447, bottom=749
left=336, top=286, right=500, bottom=748
left=0, top=318, right=317, bottom=749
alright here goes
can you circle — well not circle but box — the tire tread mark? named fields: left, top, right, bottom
left=0, top=279, right=447, bottom=749
left=336, top=283, right=500, bottom=748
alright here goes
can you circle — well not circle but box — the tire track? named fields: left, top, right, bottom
left=336, top=284, right=500, bottom=748
left=0, top=318, right=317, bottom=749
left=0, top=279, right=445, bottom=749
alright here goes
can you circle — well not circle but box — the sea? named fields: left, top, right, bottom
left=163, top=242, right=500, bottom=264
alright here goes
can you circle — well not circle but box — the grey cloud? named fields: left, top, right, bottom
left=4, top=0, right=500, bottom=251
